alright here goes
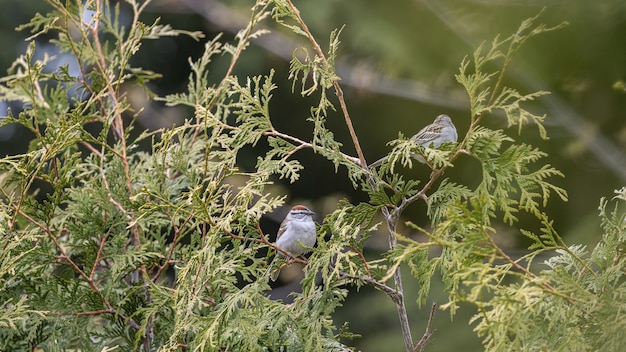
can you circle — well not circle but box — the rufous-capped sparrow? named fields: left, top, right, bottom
left=369, top=114, right=458, bottom=168
left=269, top=205, right=316, bottom=281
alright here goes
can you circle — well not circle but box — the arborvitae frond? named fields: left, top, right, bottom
left=456, top=10, right=567, bottom=128
left=474, top=190, right=626, bottom=352
left=227, top=74, right=274, bottom=148
left=2, top=2, right=618, bottom=351
left=428, top=179, right=473, bottom=221
left=455, top=55, right=497, bottom=118
left=313, top=200, right=379, bottom=282
left=271, top=0, right=308, bottom=37
left=465, top=125, right=566, bottom=225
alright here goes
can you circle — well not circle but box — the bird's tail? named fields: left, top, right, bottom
left=264, top=257, right=283, bottom=282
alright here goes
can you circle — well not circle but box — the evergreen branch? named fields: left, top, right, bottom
left=50, top=309, right=112, bottom=317
left=487, top=10, right=566, bottom=108
left=283, top=0, right=367, bottom=168
left=11, top=206, right=142, bottom=331
left=192, top=1, right=272, bottom=145
left=5, top=83, right=59, bottom=229
left=84, top=0, right=126, bottom=143
left=483, top=230, right=575, bottom=304
left=264, top=128, right=360, bottom=165
left=380, top=206, right=415, bottom=352
left=539, top=216, right=597, bottom=277
left=338, top=271, right=400, bottom=305
left=7, top=152, right=45, bottom=231
left=347, top=244, right=371, bottom=277
left=274, top=3, right=416, bottom=348
left=152, top=211, right=195, bottom=282
left=89, top=236, right=107, bottom=280
left=75, top=2, right=147, bottom=293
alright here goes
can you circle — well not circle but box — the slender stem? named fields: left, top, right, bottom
left=492, top=239, right=574, bottom=303
left=383, top=207, right=415, bottom=351
left=14, top=207, right=141, bottom=330
left=264, top=128, right=360, bottom=165
left=282, top=1, right=415, bottom=349
left=152, top=212, right=194, bottom=282
left=414, top=303, right=437, bottom=352
left=347, top=244, right=371, bottom=276
left=284, top=0, right=367, bottom=168
left=338, top=271, right=400, bottom=304
left=88, top=2, right=151, bottom=347
left=89, top=236, right=107, bottom=280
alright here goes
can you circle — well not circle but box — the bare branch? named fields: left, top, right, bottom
left=338, top=271, right=400, bottom=304
left=414, top=303, right=437, bottom=352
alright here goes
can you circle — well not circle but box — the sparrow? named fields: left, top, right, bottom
left=269, top=205, right=316, bottom=281
left=369, top=114, right=458, bottom=168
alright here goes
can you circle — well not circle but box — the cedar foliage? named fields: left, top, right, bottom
left=1, top=1, right=625, bottom=351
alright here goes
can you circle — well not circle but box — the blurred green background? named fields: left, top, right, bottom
left=1, top=0, right=625, bottom=350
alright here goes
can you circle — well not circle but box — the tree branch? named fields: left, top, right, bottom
left=414, top=303, right=437, bottom=352
left=284, top=0, right=368, bottom=168
left=338, top=271, right=400, bottom=304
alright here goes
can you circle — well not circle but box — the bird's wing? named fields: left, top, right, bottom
left=276, top=218, right=287, bottom=241
left=414, top=124, right=443, bottom=146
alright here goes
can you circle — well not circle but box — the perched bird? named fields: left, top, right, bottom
left=369, top=114, right=458, bottom=168
left=269, top=205, right=317, bottom=281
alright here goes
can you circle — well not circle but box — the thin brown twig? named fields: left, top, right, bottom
left=79, top=141, right=103, bottom=159
left=87, top=2, right=148, bottom=293
left=347, top=244, right=371, bottom=276
left=280, top=1, right=416, bottom=349
left=383, top=207, right=415, bottom=351
left=282, top=143, right=307, bottom=161
left=79, top=3, right=151, bottom=344
left=89, top=236, right=107, bottom=280
left=13, top=206, right=141, bottom=330
left=490, top=238, right=574, bottom=303
left=152, top=211, right=195, bottom=282
left=265, top=128, right=361, bottom=165
left=284, top=0, right=368, bottom=168
left=48, top=309, right=112, bottom=317
left=338, top=271, right=400, bottom=304
left=414, top=303, right=437, bottom=352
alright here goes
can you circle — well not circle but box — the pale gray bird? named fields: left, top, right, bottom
left=269, top=205, right=317, bottom=281
left=369, top=114, right=458, bottom=168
